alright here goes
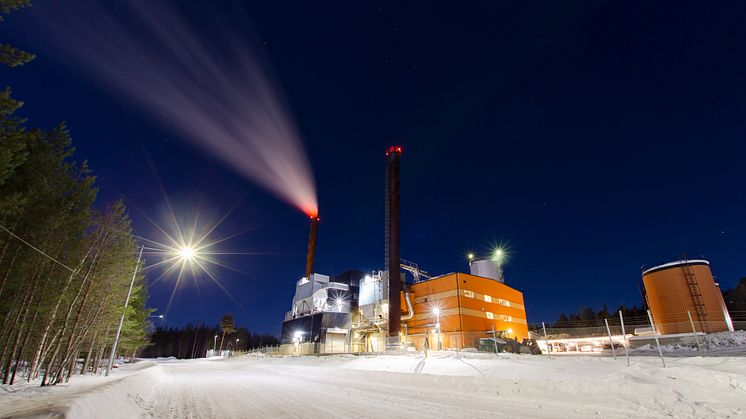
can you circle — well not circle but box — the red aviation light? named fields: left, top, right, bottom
left=302, top=206, right=319, bottom=220
left=386, top=145, right=403, bottom=156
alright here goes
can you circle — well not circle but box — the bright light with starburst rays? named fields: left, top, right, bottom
left=133, top=197, right=266, bottom=316
left=176, top=245, right=196, bottom=261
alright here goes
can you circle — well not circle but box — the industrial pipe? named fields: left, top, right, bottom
left=304, top=215, right=319, bottom=278
left=401, top=291, right=414, bottom=321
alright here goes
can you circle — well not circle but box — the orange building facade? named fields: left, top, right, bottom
left=642, top=260, right=734, bottom=335
left=402, top=272, right=529, bottom=350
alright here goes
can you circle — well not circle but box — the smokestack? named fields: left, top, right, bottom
left=305, top=215, right=319, bottom=278
left=385, top=145, right=402, bottom=347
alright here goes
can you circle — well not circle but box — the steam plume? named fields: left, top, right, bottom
left=35, top=1, right=317, bottom=216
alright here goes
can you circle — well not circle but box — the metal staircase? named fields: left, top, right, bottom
left=400, top=259, right=432, bottom=282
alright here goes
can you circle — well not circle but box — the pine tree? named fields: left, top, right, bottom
left=219, top=314, right=236, bottom=352
left=0, top=95, right=151, bottom=385
left=723, top=278, right=746, bottom=323
left=0, top=0, right=34, bottom=67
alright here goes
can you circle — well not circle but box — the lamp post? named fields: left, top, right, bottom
left=293, top=331, right=304, bottom=355
left=214, top=334, right=218, bottom=352
left=492, top=247, right=506, bottom=281
left=106, top=245, right=144, bottom=377
left=433, top=307, right=442, bottom=351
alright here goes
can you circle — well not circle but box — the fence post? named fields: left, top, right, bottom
left=542, top=322, right=552, bottom=359
left=618, top=310, right=630, bottom=367
left=604, top=318, right=617, bottom=359
left=646, top=309, right=666, bottom=368
left=687, top=310, right=701, bottom=352
left=491, top=325, right=498, bottom=355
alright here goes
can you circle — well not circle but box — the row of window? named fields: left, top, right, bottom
left=485, top=312, right=513, bottom=322
left=462, top=289, right=511, bottom=307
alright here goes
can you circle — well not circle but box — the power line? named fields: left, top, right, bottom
left=0, top=224, right=75, bottom=272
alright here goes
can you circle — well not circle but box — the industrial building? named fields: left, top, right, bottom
left=402, top=270, right=529, bottom=350
left=279, top=146, right=529, bottom=354
left=642, top=259, right=734, bottom=335
left=280, top=271, right=363, bottom=353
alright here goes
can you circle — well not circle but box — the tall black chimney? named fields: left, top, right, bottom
left=305, top=215, right=319, bottom=278
left=385, top=145, right=402, bottom=348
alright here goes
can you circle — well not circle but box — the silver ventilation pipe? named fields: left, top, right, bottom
left=401, top=292, right=414, bottom=321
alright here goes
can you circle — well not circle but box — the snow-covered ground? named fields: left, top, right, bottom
left=1, top=351, right=745, bottom=418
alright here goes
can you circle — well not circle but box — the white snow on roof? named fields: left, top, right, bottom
left=642, top=259, right=709, bottom=276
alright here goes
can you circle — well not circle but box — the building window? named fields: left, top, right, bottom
left=484, top=295, right=492, bottom=303
left=499, top=315, right=513, bottom=322
left=463, top=290, right=475, bottom=298
left=497, top=298, right=510, bottom=307
left=486, top=312, right=494, bottom=319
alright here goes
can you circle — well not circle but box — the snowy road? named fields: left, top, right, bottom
left=2, top=353, right=745, bottom=418
left=140, top=354, right=745, bottom=418
left=142, top=357, right=629, bottom=418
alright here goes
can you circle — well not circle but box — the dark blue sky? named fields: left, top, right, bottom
left=2, top=1, right=745, bottom=335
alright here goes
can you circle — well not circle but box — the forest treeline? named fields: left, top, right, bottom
left=140, top=323, right=279, bottom=359
left=723, top=278, right=746, bottom=321
left=0, top=1, right=150, bottom=385
left=551, top=304, right=649, bottom=328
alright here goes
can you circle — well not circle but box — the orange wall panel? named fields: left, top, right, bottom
left=404, top=272, right=530, bottom=345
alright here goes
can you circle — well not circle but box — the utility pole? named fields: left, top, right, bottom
left=106, top=246, right=144, bottom=377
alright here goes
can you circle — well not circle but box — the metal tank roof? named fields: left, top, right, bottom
left=641, top=259, right=709, bottom=276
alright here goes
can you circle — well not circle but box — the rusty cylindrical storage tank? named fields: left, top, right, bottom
left=642, top=259, right=734, bottom=335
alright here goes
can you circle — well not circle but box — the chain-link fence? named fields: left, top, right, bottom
left=244, top=310, right=746, bottom=360
left=528, top=310, right=746, bottom=363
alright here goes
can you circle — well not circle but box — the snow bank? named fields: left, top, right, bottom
left=0, top=362, right=160, bottom=419
left=631, top=330, right=746, bottom=353
left=64, top=362, right=160, bottom=419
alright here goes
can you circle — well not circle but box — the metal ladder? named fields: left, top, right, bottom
left=681, top=262, right=708, bottom=331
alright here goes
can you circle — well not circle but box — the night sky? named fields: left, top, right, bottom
left=2, top=1, right=745, bottom=335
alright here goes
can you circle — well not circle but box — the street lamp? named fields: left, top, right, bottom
left=214, top=334, right=218, bottom=351
left=293, top=331, right=304, bottom=356
left=106, top=245, right=144, bottom=377
left=432, top=307, right=442, bottom=351
left=177, top=245, right=196, bottom=261
left=492, top=247, right=507, bottom=281
left=335, top=297, right=345, bottom=312
left=493, top=247, right=505, bottom=262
